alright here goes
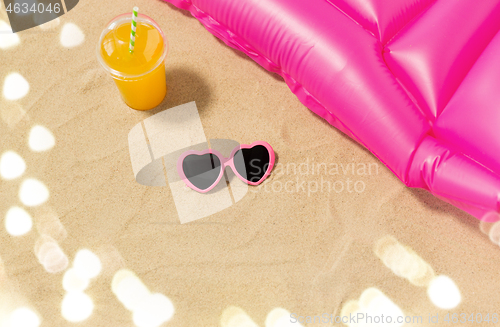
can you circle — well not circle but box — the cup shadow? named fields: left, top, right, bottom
left=140, top=66, right=212, bottom=117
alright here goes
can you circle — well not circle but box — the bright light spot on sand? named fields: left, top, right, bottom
left=73, top=249, right=102, bottom=279
left=481, top=212, right=500, bottom=245
left=360, top=288, right=404, bottom=317
left=0, top=101, right=27, bottom=128
left=221, top=306, right=259, bottom=327
left=374, top=235, right=435, bottom=287
left=340, top=300, right=360, bottom=319
left=29, top=125, right=55, bottom=152
left=10, top=307, right=41, bottom=327
left=0, top=21, right=20, bottom=49
left=427, top=275, right=461, bottom=309
left=0, top=151, right=26, bottom=180
left=111, top=269, right=175, bottom=325
left=61, top=292, right=94, bottom=322
left=3, top=73, right=29, bottom=100
left=35, top=235, right=68, bottom=273
left=479, top=212, right=500, bottom=245
left=112, top=269, right=151, bottom=311
left=35, top=206, right=67, bottom=241
left=19, top=178, right=49, bottom=207
left=341, top=288, right=404, bottom=327
left=481, top=211, right=500, bottom=224
left=41, top=246, right=68, bottom=273
left=266, top=308, right=302, bottom=327
left=60, top=23, right=85, bottom=48
left=5, top=206, right=32, bottom=236
left=63, top=268, right=90, bottom=292
left=489, top=221, right=500, bottom=245
left=112, top=269, right=136, bottom=293
left=133, top=293, right=175, bottom=327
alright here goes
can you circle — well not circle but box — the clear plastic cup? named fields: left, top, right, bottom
left=97, top=13, right=168, bottom=110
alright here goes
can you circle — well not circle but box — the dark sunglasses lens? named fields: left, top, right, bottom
left=182, top=154, right=222, bottom=190
left=233, top=145, right=271, bottom=183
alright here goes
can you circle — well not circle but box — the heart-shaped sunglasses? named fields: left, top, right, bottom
left=177, top=141, right=275, bottom=193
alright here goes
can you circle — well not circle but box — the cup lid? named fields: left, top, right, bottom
left=96, top=13, right=168, bottom=80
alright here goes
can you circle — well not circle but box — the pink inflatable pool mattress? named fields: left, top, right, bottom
left=162, top=0, right=500, bottom=221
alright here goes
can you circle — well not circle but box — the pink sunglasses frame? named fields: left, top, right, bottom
left=177, top=141, right=275, bottom=193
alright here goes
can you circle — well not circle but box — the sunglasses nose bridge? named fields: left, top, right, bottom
left=221, top=156, right=237, bottom=175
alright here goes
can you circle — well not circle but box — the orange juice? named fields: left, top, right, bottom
left=97, top=13, right=168, bottom=110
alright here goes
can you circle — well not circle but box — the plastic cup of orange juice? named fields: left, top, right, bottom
left=97, top=13, right=168, bottom=110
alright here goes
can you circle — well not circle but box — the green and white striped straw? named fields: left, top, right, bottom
left=129, top=7, right=139, bottom=53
